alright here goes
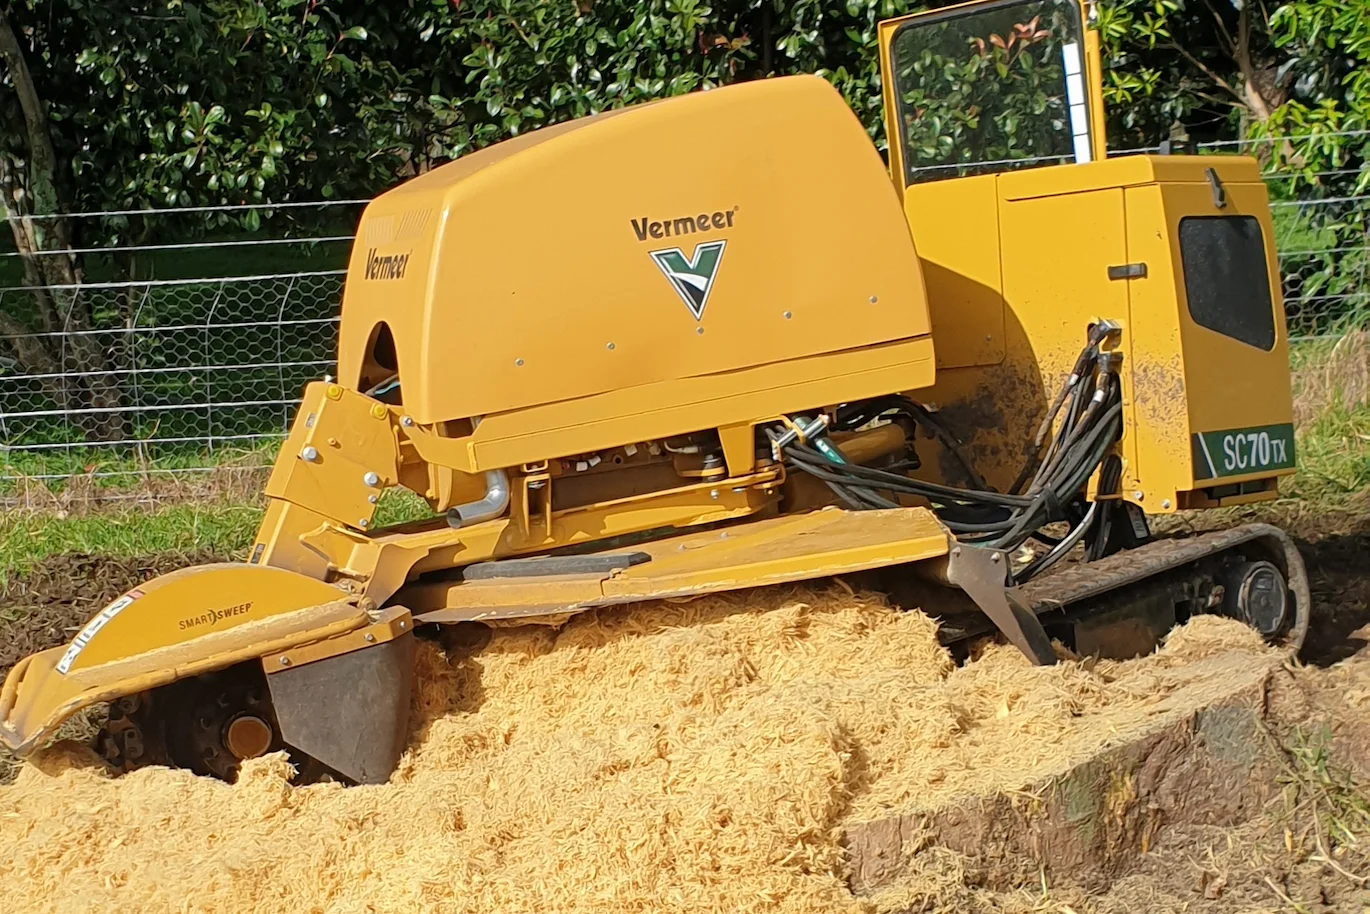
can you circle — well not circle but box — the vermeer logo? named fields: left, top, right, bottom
left=365, top=248, right=410, bottom=280
left=650, top=242, right=726, bottom=320
left=631, top=208, right=735, bottom=242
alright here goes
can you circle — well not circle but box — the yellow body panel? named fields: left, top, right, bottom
left=264, top=382, right=403, bottom=533
left=897, top=155, right=1293, bottom=508
left=1123, top=175, right=1294, bottom=507
left=996, top=153, right=1263, bottom=198
left=402, top=336, right=936, bottom=475
left=337, top=75, right=931, bottom=428
left=602, top=506, right=949, bottom=601
left=408, top=506, right=951, bottom=623
left=49, top=564, right=352, bottom=674
left=902, top=175, right=1006, bottom=370
left=1, top=597, right=367, bottom=756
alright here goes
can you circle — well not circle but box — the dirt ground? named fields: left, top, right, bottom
left=1, top=502, right=1368, bottom=913
left=0, top=551, right=223, bottom=678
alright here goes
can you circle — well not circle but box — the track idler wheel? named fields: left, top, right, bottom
left=1219, top=559, right=1289, bottom=638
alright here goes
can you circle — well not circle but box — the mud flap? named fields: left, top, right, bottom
left=267, top=631, right=415, bottom=785
left=941, top=544, right=1057, bottom=665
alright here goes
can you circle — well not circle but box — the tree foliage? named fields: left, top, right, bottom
left=1261, top=0, right=1370, bottom=187
left=892, top=4, right=1076, bottom=181
left=2, top=0, right=1369, bottom=438
left=1097, top=0, right=1369, bottom=171
left=3, top=0, right=1368, bottom=221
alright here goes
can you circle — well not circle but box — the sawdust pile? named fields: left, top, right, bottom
left=0, top=588, right=1279, bottom=914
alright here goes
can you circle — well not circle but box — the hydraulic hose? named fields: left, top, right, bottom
left=779, top=327, right=1124, bottom=584
left=1014, top=501, right=1099, bottom=583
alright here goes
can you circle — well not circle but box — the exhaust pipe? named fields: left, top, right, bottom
left=446, top=469, right=511, bottom=528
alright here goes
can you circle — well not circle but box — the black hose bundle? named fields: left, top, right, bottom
left=776, top=325, right=1123, bottom=584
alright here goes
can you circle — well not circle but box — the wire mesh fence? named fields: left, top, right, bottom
left=0, top=198, right=359, bottom=505
left=0, top=136, right=1366, bottom=507
left=0, top=270, right=342, bottom=458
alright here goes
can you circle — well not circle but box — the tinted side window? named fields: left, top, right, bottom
left=1179, top=216, right=1276, bottom=351
left=889, top=0, right=1089, bottom=184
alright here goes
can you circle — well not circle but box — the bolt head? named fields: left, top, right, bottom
left=300, top=445, right=319, bottom=462
left=709, top=489, right=720, bottom=499
left=399, top=620, right=407, bottom=630
left=364, top=633, right=376, bottom=643
left=869, top=295, right=878, bottom=303
left=1133, top=490, right=1144, bottom=501
left=363, top=471, right=380, bottom=487
left=991, top=552, right=1002, bottom=563
left=279, top=656, right=291, bottom=666
left=401, top=416, right=415, bottom=427
left=370, top=403, right=387, bottom=419
left=696, top=326, right=704, bottom=335
left=783, top=310, right=793, bottom=319
left=1161, top=498, right=1172, bottom=510
left=368, top=494, right=379, bottom=504
left=606, top=342, right=615, bottom=350
left=326, top=384, right=343, bottom=400
left=358, top=518, right=369, bottom=528
left=515, top=358, right=525, bottom=367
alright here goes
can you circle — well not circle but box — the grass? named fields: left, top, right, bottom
left=0, top=441, right=279, bottom=509
left=1289, top=402, right=1370, bottom=501
left=0, top=484, right=436, bottom=585
left=1267, top=724, right=1370, bottom=910
left=1282, top=726, right=1370, bottom=860
left=0, top=501, right=263, bottom=584
left=1285, top=330, right=1370, bottom=502
left=0, top=439, right=279, bottom=484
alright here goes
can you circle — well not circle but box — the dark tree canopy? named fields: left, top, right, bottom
left=1, top=0, right=1366, bottom=438
left=3, top=0, right=1366, bottom=229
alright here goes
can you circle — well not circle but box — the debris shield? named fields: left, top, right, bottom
left=0, top=563, right=364, bottom=756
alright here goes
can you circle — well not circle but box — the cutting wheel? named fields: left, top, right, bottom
left=98, top=661, right=332, bottom=783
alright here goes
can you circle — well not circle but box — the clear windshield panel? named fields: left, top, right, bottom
left=890, top=0, right=1090, bottom=185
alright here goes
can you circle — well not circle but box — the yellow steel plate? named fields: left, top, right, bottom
left=413, top=506, right=950, bottom=623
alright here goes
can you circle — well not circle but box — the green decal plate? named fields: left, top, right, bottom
left=1191, top=423, right=1296, bottom=481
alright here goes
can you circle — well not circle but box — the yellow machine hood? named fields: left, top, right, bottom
left=335, top=75, right=933, bottom=426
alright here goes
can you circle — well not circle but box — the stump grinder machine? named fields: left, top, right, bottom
left=1, top=0, right=1311, bottom=783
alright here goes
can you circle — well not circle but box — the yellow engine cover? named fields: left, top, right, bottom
left=337, top=75, right=933, bottom=428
